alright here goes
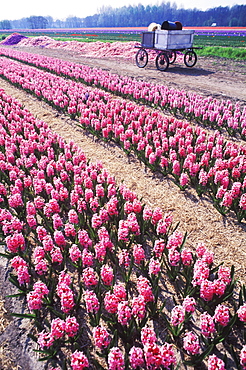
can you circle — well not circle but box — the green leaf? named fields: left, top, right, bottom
left=28, top=333, right=38, bottom=342
left=215, top=314, right=238, bottom=344
left=229, top=345, right=241, bottom=368
left=46, top=306, right=65, bottom=319
left=6, top=292, right=25, bottom=298
left=184, top=343, right=214, bottom=365
left=90, top=358, right=105, bottom=370
left=38, top=354, right=56, bottom=361
left=8, top=275, right=22, bottom=289
left=10, top=312, right=36, bottom=319
left=243, top=284, right=246, bottom=301
left=171, top=221, right=180, bottom=234
left=239, top=285, right=244, bottom=307
left=210, top=262, right=224, bottom=274
left=0, top=252, right=13, bottom=259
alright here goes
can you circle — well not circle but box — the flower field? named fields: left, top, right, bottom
left=0, top=47, right=245, bottom=137
left=0, top=39, right=246, bottom=370
left=0, top=47, right=246, bottom=222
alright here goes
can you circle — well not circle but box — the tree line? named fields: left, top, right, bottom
left=1, top=2, right=246, bottom=30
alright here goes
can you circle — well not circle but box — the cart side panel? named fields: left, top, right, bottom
left=141, top=32, right=155, bottom=48
left=154, top=30, right=194, bottom=50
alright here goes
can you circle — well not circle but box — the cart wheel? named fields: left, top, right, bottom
left=184, top=50, right=197, bottom=67
left=155, top=52, right=169, bottom=71
left=135, top=48, right=148, bottom=68
left=168, top=50, right=176, bottom=64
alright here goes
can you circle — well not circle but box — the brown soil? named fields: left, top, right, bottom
left=0, top=45, right=245, bottom=369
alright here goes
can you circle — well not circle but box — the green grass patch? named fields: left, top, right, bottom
left=53, top=36, right=111, bottom=43
left=196, top=46, right=246, bottom=60
left=193, top=34, right=246, bottom=59
left=53, top=32, right=141, bottom=43
left=194, top=34, right=246, bottom=48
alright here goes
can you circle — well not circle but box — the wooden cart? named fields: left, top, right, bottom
left=135, top=29, right=200, bottom=71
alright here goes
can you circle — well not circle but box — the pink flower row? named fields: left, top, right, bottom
left=0, top=47, right=245, bottom=138
left=0, top=55, right=245, bottom=221
left=0, top=87, right=246, bottom=369
left=0, top=55, right=110, bottom=118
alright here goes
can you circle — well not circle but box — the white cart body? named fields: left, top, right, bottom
left=141, top=30, right=195, bottom=50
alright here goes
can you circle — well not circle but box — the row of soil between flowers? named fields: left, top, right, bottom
left=0, top=47, right=246, bottom=370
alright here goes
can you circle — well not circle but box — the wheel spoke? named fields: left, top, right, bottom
left=136, top=49, right=148, bottom=68
left=168, top=51, right=176, bottom=64
left=155, top=52, right=169, bottom=71
left=184, top=50, right=197, bottom=68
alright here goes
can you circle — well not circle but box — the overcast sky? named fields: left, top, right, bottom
left=1, top=0, right=246, bottom=21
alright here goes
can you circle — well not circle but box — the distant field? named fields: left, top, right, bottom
left=1, top=26, right=246, bottom=44
left=50, top=34, right=246, bottom=48
left=1, top=27, right=245, bottom=59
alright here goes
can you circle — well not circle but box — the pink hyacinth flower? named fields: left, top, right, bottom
left=200, top=312, right=216, bottom=338
left=240, top=345, right=246, bottom=369
left=161, top=342, right=176, bottom=369
left=214, top=304, right=230, bottom=327
left=65, top=316, right=79, bottom=337
left=183, top=331, right=200, bottom=356
left=237, top=304, right=246, bottom=323
left=108, top=347, right=125, bottom=370
left=93, top=325, right=111, bottom=349
left=71, top=350, right=89, bottom=370
left=171, top=305, right=185, bottom=326
left=101, top=264, right=114, bottom=286
left=129, top=346, right=145, bottom=369
left=207, top=354, right=226, bottom=370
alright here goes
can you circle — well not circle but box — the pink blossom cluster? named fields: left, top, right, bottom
left=133, top=325, right=176, bottom=369
left=183, top=331, right=201, bottom=355
left=170, top=305, right=186, bottom=326
left=200, top=312, right=216, bottom=338
left=27, top=281, right=49, bottom=311
left=38, top=315, right=79, bottom=349
left=207, top=354, right=226, bottom=370
left=240, top=345, right=246, bottom=370
left=192, top=243, right=232, bottom=302
left=137, top=276, right=154, bottom=303
left=10, top=255, right=30, bottom=285
left=117, top=300, right=132, bottom=325
left=93, top=325, right=111, bottom=349
left=82, top=266, right=99, bottom=286
left=56, top=271, right=75, bottom=313
left=237, top=303, right=246, bottom=322
left=5, top=231, right=25, bottom=253
left=84, top=290, right=100, bottom=313
left=70, top=350, right=89, bottom=370
left=108, top=347, right=125, bottom=370
left=118, top=213, right=141, bottom=242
